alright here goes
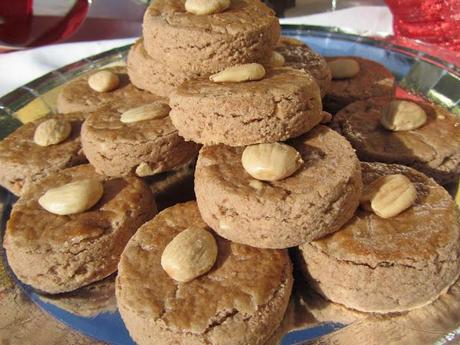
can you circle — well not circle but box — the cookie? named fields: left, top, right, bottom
left=332, top=97, right=460, bottom=185
left=0, top=113, right=87, bottom=196
left=3, top=164, right=156, bottom=294
left=324, top=57, right=396, bottom=113
left=275, top=40, right=331, bottom=97
left=56, top=67, right=158, bottom=113
left=81, top=101, right=200, bottom=177
left=195, top=126, right=362, bottom=248
left=299, top=162, right=460, bottom=313
left=127, top=39, right=203, bottom=98
left=142, top=0, right=280, bottom=74
left=38, top=274, right=117, bottom=317
left=116, top=201, right=293, bottom=345
left=170, top=67, right=322, bottom=146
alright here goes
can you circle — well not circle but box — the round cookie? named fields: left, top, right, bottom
left=195, top=126, right=363, bottom=248
left=142, top=0, right=280, bottom=74
left=127, top=39, right=203, bottom=98
left=81, top=101, right=200, bottom=177
left=116, top=201, right=293, bottom=345
left=57, top=67, right=159, bottom=113
left=3, top=164, right=156, bottom=294
left=0, top=113, right=87, bottom=196
left=299, top=162, right=460, bottom=313
left=332, top=97, right=460, bottom=185
left=170, top=67, right=322, bottom=146
left=275, top=40, right=331, bottom=98
left=324, top=56, right=396, bottom=113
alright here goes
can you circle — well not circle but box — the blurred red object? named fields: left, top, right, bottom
left=385, top=0, right=460, bottom=51
left=0, top=0, right=89, bottom=51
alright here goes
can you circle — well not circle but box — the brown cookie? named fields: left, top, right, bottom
left=170, top=67, right=322, bottom=146
left=116, top=201, right=293, bottom=345
left=299, top=162, right=460, bottom=313
left=81, top=100, right=200, bottom=177
left=275, top=41, right=331, bottom=97
left=3, top=164, right=156, bottom=294
left=56, top=67, right=158, bottom=113
left=142, top=0, right=280, bottom=74
left=127, top=39, right=204, bottom=98
left=332, top=97, right=460, bottom=184
left=324, top=56, right=396, bottom=113
left=195, top=126, right=362, bottom=248
left=0, top=113, right=87, bottom=196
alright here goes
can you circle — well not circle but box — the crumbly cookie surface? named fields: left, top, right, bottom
left=57, top=67, right=159, bottom=113
left=195, top=126, right=362, bottom=248
left=170, top=67, right=322, bottom=146
left=81, top=101, right=200, bottom=177
left=300, top=162, right=460, bottom=313
left=0, top=112, right=87, bottom=195
left=116, top=201, right=292, bottom=345
left=332, top=97, right=460, bottom=184
left=143, top=0, right=280, bottom=74
left=127, top=39, right=204, bottom=98
left=4, top=164, right=156, bottom=294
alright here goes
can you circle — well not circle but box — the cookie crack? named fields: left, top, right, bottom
left=309, top=243, right=455, bottom=271
left=153, top=263, right=291, bottom=342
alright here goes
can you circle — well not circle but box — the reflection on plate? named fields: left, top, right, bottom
left=0, top=25, right=459, bottom=345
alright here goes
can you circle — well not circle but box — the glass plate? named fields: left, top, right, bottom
left=0, top=25, right=459, bottom=345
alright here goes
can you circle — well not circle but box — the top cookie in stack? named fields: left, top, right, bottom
left=128, top=0, right=280, bottom=97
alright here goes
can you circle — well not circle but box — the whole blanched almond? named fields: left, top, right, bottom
left=88, top=70, right=120, bottom=93
left=360, top=174, right=417, bottom=218
left=210, top=63, right=266, bottom=83
left=380, top=100, right=427, bottom=131
left=242, top=142, right=303, bottom=181
left=185, top=0, right=230, bottom=15
left=38, top=178, right=104, bottom=215
left=34, top=118, right=71, bottom=146
left=328, top=58, right=360, bottom=79
left=161, top=226, right=218, bottom=283
left=120, top=102, right=171, bottom=123
left=270, top=51, right=285, bottom=67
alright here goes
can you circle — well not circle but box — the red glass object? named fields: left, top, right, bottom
left=385, top=0, right=460, bottom=51
left=0, top=0, right=89, bottom=50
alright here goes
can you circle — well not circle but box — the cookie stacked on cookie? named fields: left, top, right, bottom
left=176, top=48, right=361, bottom=249
left=127, top=0, right=280, bottom=97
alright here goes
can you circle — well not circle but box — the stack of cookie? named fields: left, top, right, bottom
left=0, top=0, right=459, bottom=343
left=127, top=0, right=280, bottom=97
